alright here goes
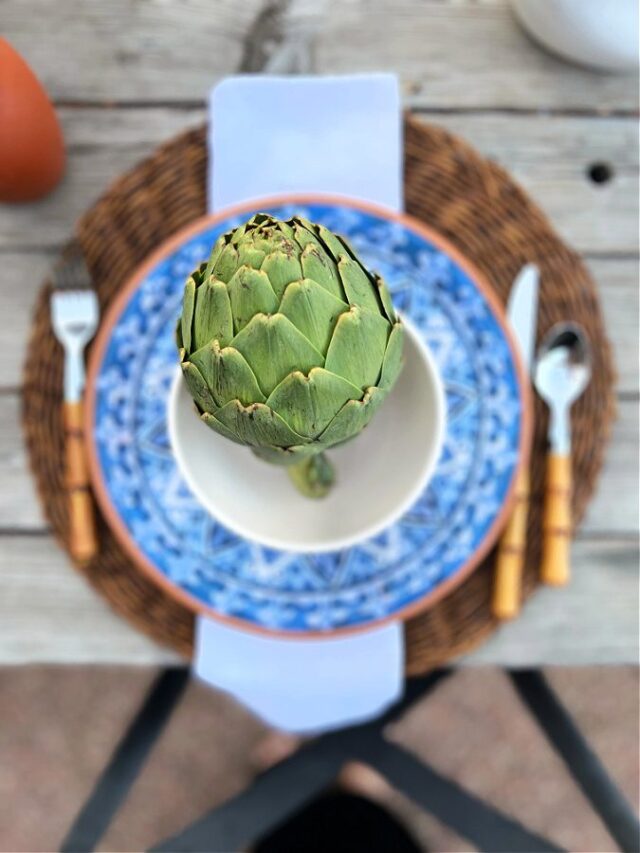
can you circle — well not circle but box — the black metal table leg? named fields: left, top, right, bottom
left=354, top=736, right=562, bottom=852
left=510, top=670, right=640, bottom=853
left=150, top=671, right=452, bottom=852
left=60, top=667, right=189, bottom=853
left=151, top=669, right=562, bottom=853
left=59, top=664, right=637, bottom=853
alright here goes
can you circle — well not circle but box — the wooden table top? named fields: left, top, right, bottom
left=1, top=0, right=637, bottom=665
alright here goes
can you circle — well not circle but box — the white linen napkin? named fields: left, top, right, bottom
left=209, top=74, right=402, bottom=212
left=194, top=74, right=404, bottom=734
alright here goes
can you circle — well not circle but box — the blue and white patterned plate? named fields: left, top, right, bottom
left=86, top=198, right=526, bottom=634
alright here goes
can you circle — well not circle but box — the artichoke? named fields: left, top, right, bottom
left=177, top=213, right=404, bottom=497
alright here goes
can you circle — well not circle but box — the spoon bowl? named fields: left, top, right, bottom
left=535, top=323, right=591, bottom=415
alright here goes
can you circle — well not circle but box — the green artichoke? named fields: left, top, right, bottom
left=177, top=213, right=404, bottom=497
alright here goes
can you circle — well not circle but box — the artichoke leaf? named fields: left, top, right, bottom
left=180, top=276, right=196, bottom=353
left=374, top=273, right=397, bottom=323
left=316, top=223, right=349, bottom=263
left=204, top=237, right=226, bottom=280
left=227, top=266, right=278, bottom=333
left=300, top=244, right=344, bottom=301
left=229, top=223, right=248, bottom=245
left=318, top=386, right=387, bottom=446
left=380, top=322, right=405, bottom=390
left=291, top=220, right=325, bottom=253
left=324, top=305, right=390, bottom=390
left=211, top=242, right=239, bottom=283
left=276, top=219, right=296, bottom=240
left=335, top=233, right=358, bottom=260
left=181, top=361, right=216, bottom=414
left=193, top=277, right=233, bottom=350
left=190, top=341, right=265, bottom=407
left=214, top=400, right=308, bottom=448
left=279, top=278, right=347, bottom=354
left=231, top=313, right=324, bottom=397
left=337, top=254, right=382, bottom=314
left=260, top=250, right=303, bottom=300
left=201, top=411, right=246, bottom=445
left=266, top=367, right=362, bottom=438
left=237, top=243, right=266, bottom=270
left=253, top=443, right=319, bottom=465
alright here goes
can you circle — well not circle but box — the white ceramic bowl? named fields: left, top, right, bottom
left=511, top=0, right=639, bottom=72
left=168, top=315, right=445, bottom=553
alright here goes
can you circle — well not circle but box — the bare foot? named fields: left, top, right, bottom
left=338, top=761, right=393, bottom=802
left=252, top=731, right=302, bottom=771
left=253, top=733, right=392, bottom=804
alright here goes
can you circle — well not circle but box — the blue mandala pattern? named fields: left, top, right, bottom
left=93, top=203, right=522, bottom=632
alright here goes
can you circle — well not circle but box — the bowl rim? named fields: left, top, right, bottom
left=167, top=312, right=446, bottom=554
left=85, top=193, right=532, bottom=638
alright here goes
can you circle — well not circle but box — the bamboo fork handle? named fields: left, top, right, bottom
left=540, top=453, right=572, bottom=586
left=492, top=465, right=529, bottom=619
left=64, top=401, right=98, bottom=563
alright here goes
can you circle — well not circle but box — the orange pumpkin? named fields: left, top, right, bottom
left=0, top=38, right=65, bottom=202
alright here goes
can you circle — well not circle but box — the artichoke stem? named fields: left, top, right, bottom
left=287, top=454, right=335, bottom=499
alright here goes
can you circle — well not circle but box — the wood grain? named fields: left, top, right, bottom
left=0, top=535, right=180, bottom=664
left=0, top=533, right=635, bottom=665
left=463, top=538, right=639, bottom=666
left=2, top=0, right=637, bottom=110
left=0, top=109, right=635, bottom=254
left=1, top=0, right=263, bottom=102
left=425, top=113, right=639, bottom=256
left=315, top=1, right=639, bottom=113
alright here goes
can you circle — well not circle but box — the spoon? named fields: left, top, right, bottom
left=534, top=323, right=591, bottom=586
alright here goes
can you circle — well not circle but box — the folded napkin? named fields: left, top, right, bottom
left=195, top=74, right=404, bottom=734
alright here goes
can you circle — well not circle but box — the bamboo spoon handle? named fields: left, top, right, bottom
left=540, top=452, right=572, bottom=586
left=64, top=401, right=98, bottom=563
left=492, top=465, right=529, bottom=620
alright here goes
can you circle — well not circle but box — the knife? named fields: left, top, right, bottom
left=492, top=264, right=539, bottom=620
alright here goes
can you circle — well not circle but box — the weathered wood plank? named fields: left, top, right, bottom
left=0, top=533, right=635, bottom=665
left=0, top=392, right=46, bottom=530
left=0, top=535, right=180, bottom=664
left=2, top=0, right=637, bottom=110
left=0, top=109, right=636, bottom=253
left=315, top=0, right=639, bottom=112
left=0, top=250, right=56, bottom=391
left=1, top=0, right=263, bottom=101
left=579, top=398, right=639, bottom=535
left=424, top=113, right=639, bottom=257
left=2, top=391, right=637, bottom=533
left=463, top=539, right=639, bottom=666
left=586, top=257, right=639, bottom=396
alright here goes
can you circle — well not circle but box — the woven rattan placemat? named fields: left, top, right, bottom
left=23, top=115, right=615, bottom=674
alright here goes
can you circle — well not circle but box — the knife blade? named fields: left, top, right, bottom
left=492, top=264, right=539, bottom=620
left=507, top=263, right=539, bottom=372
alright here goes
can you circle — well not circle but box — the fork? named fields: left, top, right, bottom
left=51, top=245, right=99, bottom=562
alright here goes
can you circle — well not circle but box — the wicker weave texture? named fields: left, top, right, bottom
left=22, top=116, right=615, bottom=673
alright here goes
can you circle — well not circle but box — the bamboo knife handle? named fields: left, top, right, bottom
left=492, top=465, right=529, bottom=620
left=540, top=453, right=572, bottom=586
left=64, top=401, right=98, bottom=563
